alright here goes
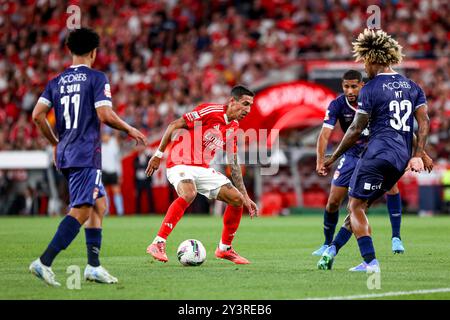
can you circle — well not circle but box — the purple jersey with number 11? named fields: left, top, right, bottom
left=357, top=72, right=427, bottom=171
left=38, top=64, right=112, bottom=169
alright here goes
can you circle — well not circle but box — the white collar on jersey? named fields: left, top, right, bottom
left=70, top=64, right=90, bottom=68
left=345, top=96, right=358, bottom=112
left=376, top=72, right=398, bottom=76
left=224, top=113, right=231, bottom=125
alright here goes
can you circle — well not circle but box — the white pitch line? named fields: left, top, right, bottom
left=305, top=287, right=450, bottom=300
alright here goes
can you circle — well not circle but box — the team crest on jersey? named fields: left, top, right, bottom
left=104, top=84, right=111, bottom=98
left=213, top=124, right=220, bottom=130
left=333, top=170, right=340, bottom=180
left=93, top=187, right=99, bottom=199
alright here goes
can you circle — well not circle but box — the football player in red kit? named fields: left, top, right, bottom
left=145, top=85, right=258, bottom=264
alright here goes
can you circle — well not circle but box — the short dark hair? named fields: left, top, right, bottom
left=231, top=85, right=255, bottom=100
left=342, top=70, right=363, bottom=82
left=66, top=28, right=100, bottom=56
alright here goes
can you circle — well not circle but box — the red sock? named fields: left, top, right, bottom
left=157, top=197, right=190, bottom=239
left=221, top=205, right=243, bottom=246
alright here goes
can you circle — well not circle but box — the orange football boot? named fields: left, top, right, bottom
left=147, top=242, right=168, bottom=262
left=215, top=247, right=250, bottom=264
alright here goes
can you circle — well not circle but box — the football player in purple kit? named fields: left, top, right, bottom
left=30, top=28, right=147, bottom=286
left=317, top=29, right=431, bottom=272
left=316, top=70, right=433, bottom=270
left=313, top=69, right=410, bottom=258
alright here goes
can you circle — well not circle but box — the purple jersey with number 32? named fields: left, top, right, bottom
left=357, top=73, right=427, bottom=172
left=38, top=65, right=112, bottom=169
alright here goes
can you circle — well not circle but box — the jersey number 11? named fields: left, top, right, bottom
left=61, top=94, right=80, bottom=129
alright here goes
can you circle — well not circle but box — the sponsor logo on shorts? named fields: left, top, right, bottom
left=179, top=172, right=185, bottom=177
left=364, top=182, right=382, bottom=190
left=333, top=170, right=340, bottom=180
left=213, top=124, right=220, bottom=130
left=93, top=187, right=99, bottom=199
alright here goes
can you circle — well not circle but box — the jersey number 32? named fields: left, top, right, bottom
left=389, top=100, right=412, bottom=132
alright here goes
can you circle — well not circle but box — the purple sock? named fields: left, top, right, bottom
left=40, top=215, right=81, bottom=266
left=331, top=227, right=352, bottom=253
left=357, top=236, right=376, bottom=263
left=323, top=210, right=339, bottom=245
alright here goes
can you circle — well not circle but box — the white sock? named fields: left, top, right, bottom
left=153, top=236, right=166, bottom=244
left=219, top=241, right=231, bottom=252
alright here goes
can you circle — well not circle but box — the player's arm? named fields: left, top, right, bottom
left=406, top=105, right=430, bottom=173
left=316, top=126, right=333, bottom=176
left=32, top=102, right=59, bottom=166
left=227, top=152, right=258, bottom=218
left=96, top=106, right=147, bottom=145
left=413, top=133, right=433, bottom=172
left=145, top=117, right=188, bottom=177
left=323, top=112, right=369, bottom=170
left=32, top=103, right=58, bottom=146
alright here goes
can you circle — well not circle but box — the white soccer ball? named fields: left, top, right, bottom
left=177, top=239, right=207, bottom=266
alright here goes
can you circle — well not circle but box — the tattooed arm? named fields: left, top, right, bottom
left=228, top=152, right=259, bottom=217
left=230, top=153, right=248, bottom=197
left=323, top=112, right=369, bottom=171
left=406, top=104, right=430, bottom=173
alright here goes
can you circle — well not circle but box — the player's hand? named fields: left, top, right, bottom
left=322, top=154, right=336, bottom=175
left=128, top=127, right=147, bottom=146
left=243, top=197, right=259, bottom=219
left=316, top=159, right=327, bottom=176
left=52, top=145, right=61, bottom=172
left=422, top=151, right=434, bottom=173
left=406, top=157, right=424, bottom=173
left=145, top=155, right=161, bottom=177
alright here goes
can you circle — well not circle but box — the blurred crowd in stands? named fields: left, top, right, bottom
left=0, top=0, right=449, bottom=214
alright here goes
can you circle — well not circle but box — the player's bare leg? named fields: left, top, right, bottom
left=30, top=205, right=93, bottom=286
left=348, top=197, right=380, bottom=272
left=386, top=183, right=405, bottom=253
left=147, top=180, right=197, bottom=262
left=111, top=184, right=124, bottom=216
left=82, top=196, right=118, bottom=283
left=313, top=185, right=348, bottom=256
left=214, top=183, right=249, bottom=264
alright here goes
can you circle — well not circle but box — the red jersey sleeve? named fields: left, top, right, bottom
left=183, top=104, right=225, bottom=129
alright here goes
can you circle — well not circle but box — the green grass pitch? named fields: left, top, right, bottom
left=1, top=214, right=450, bottom=300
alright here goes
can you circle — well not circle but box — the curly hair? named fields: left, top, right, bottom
left=352, top=28, right=404, bottom=66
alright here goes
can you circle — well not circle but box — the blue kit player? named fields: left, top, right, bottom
left=313, top=70, right=407, bottom=257
left=30, top=28, right=147, bottom=286
left=317, top=29, right=431, bottom=272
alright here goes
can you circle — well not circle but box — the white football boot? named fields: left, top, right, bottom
left=29, top=258, right=61, bottom=287
left=84, top=265, right=118, bottom=284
